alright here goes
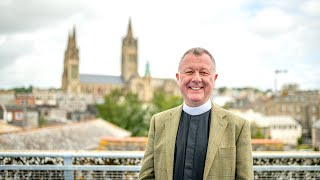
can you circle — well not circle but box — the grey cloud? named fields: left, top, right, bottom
left=0, top=0, right=94, bottom=34
left=0, top=37, right=34, bottom=68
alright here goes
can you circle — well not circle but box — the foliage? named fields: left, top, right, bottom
left=151, top=90, right=183, bottom=113
left=250, top=121, right=265, bottom=139
left=297, top=144, right=312, bottom=150
left=96, top=89, right=183, bottom=137
left=39, top=115, right=47, bottom=127
left=13, top=85, right=33, bottom=93
left=217, top=87, right=228, bottom=94
left=96, top=89, right=150, bottom=136
left=297, top=137, right=303, bottom=145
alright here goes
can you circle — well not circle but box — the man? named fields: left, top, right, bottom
left=139, top=47, right=253, bottom=180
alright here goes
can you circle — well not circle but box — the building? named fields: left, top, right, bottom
left=261, top=116, right=302, bottom=146
left=251, top=139, right=283, bottom=151
left=254, top=89, right=320, bottom=138
left=0, top=105, right=39, bottom=129
left=233, top=109, right=302, bottom=146
left=15, top=93, right=35, bottom=107
left=312, top=120, right=320, bottom=150
left=32, top=88, right=58, bottom=106
left=61, top=19, right=179, bottom=102
left=0, top=90, right=15, bottom=105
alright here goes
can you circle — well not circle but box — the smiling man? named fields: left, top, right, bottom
left=139, top=47, right=253, bottom=180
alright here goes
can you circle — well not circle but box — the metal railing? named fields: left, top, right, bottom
left=1, top=151, right=320, bottom=179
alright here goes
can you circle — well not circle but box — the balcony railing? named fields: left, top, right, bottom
left=0, top=151, right=320, bottom=179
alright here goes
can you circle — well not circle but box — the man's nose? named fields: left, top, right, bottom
left=191, top=72, right=202, bottom=82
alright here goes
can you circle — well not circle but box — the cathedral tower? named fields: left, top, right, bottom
left=121, top=19, right=138, bottom=82
left=61, top=27, right=80, bottom=93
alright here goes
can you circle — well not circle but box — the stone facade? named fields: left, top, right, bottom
left=61, top=19, right=179, bottom=102
left=254, top=89, right=320, bottom=138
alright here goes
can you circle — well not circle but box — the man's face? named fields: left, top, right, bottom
left=176, top=53, right=218, bottom=107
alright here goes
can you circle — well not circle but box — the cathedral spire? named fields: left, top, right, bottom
left=67, top=26, right=77, bottom=50
left=127, top=18, right=133, bottom=38
left=73, top=25, right=76, bottom=38
left=121, top=18, right=138, bottom=81
left=62, top=26, right=80, bottom=94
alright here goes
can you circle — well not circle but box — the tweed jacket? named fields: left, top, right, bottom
left=139, top=102, right=253, bottom=180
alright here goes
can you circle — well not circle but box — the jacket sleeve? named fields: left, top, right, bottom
left=236, top=119, right=253, bottom=180
left=139, top=115, right=156, bottom=180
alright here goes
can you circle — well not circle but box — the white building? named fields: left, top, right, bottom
left=232, top=109, right=302, bottom=146
left=32, top=88, right=58, bottom=106
left=260, top=116, right=302, bottom=146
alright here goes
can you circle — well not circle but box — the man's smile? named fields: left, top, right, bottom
left=189, top=87, right=202, bottom=90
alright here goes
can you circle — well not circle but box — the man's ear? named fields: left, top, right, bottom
left=214, top=73, right=218, bottom=81
left=176, top=73, right=180, bottom=81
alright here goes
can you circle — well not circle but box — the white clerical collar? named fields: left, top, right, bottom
left=183, top=99, right=212, bottom=116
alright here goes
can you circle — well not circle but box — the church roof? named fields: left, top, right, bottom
left=80, top=74, right=124, bottom=85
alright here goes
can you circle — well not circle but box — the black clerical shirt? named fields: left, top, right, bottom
left=173, top=110, right=211, bottom=180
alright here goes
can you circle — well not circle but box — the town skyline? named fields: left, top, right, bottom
left=0, top=0, right=319, bottom=91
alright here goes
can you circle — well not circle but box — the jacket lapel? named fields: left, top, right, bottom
left=165, top=105, right=182, bottom=180
left=203, top=103, right=228, bottom=179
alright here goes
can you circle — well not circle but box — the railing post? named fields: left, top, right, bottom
left=64, top=156, right=74, bottom=180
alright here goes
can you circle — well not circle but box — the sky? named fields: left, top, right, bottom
left=0, top=0, right=319, bottom=91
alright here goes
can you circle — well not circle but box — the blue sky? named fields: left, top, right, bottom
left=0, top=0, right=319, bottom=91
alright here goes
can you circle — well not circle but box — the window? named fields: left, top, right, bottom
left=15, top=112, right=24, bottom=121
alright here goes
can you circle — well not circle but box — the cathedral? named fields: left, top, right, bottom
left=61, top=19, right=179, bottom=102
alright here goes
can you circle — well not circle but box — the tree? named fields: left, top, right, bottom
left=96, top=89, right=150, bottom=136
left=151, top=90, right=183, bottom=113
left=39, top=115, right=47, bottom=127
left=96, top=89, right=183, bottom=136
left=13, top=85, right=33, bottom=93
left=250, top=121, right=264, bottom=139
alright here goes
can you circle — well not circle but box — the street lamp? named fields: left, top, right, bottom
left=274, top=69, right=287, bottom=97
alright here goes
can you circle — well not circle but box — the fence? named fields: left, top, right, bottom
left=0, top=151, right=320, bottom=179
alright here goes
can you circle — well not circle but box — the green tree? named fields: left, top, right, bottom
left=39, top=115, right=47, bottom=127
left=96, top=89, right=150, bottom=136
left=217, top=87, right=228, bottom=94
left=14, top=85, right=33, bottom=93
left=152, top=90, right=183, bottom=113
left=250, top=121, right=264, bottom=139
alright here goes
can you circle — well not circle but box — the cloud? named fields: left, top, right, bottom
left=0, top=0, right=93, bottom=34
left=301, top=0, right=320, bottom=16
left=251, top=8, right=296, bottom=37
left=0, top=0, right=319, bottom=91
left=0, top=35, right=34, bottom=68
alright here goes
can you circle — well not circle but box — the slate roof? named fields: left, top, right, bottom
left=80, top=74, right=124, bottom=85
left=0, top=119, right=131, bottom=150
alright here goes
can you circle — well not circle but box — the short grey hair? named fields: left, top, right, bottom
left=179, top=47, right=216, bottom=70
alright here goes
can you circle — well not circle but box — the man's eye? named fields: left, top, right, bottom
left=185, top=71, right=193, bottom=74
left=200, top=71, right=209, bottom=75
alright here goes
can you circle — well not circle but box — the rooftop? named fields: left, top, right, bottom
left=80, top=74, right=124, bottom=85
left=0, top=119, right=131, bottom=150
